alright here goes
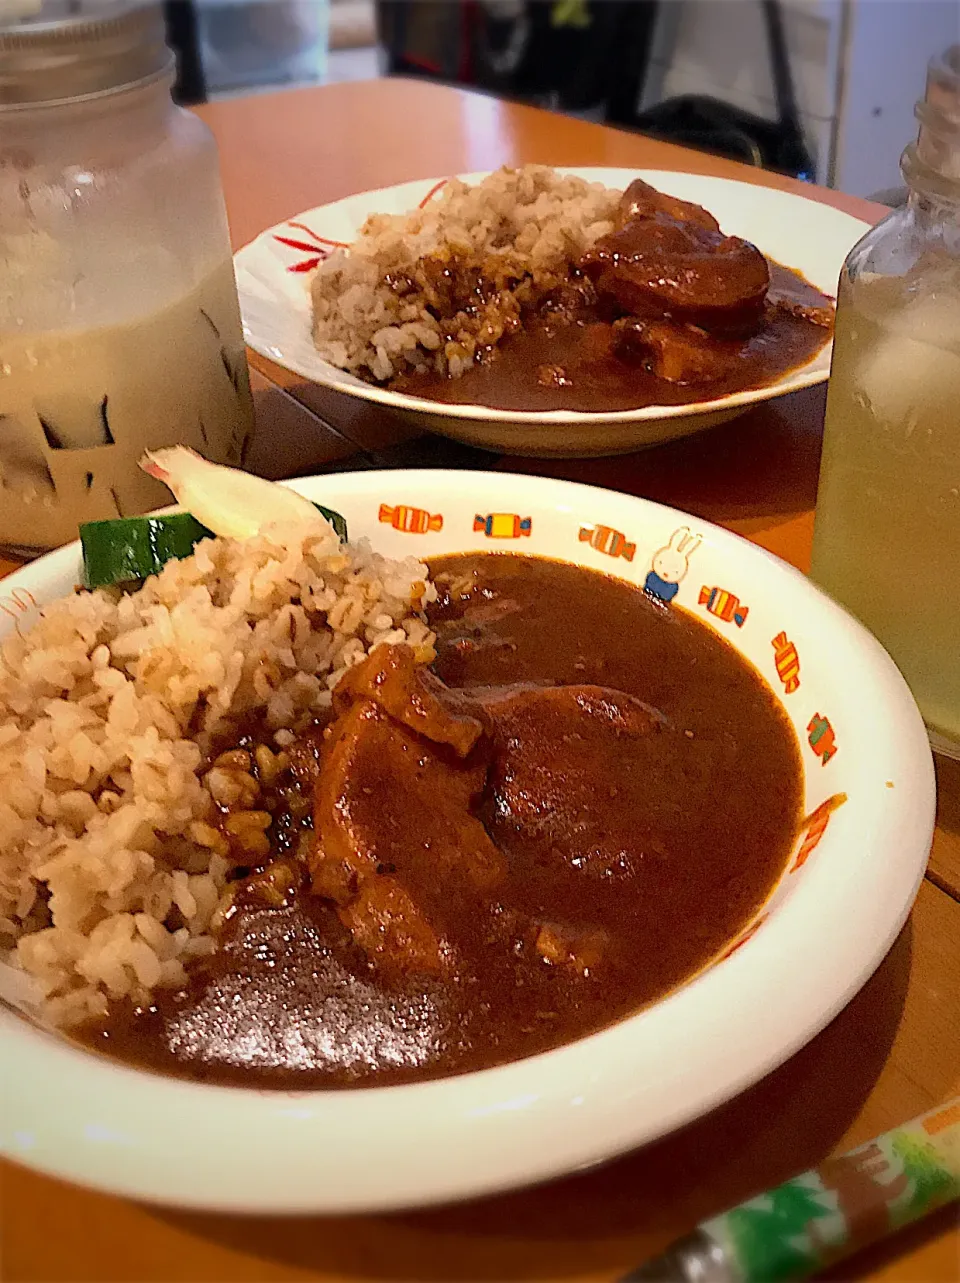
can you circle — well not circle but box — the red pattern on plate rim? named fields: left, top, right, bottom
left=418, top=178, right=449, bottom=208
left=272, top=181, right=447, bottom=270
left=272, top=220, right=349, bottom=273
left=720, top=917, right=765, bottom=962
left=0, top=586, right=37, bottom=634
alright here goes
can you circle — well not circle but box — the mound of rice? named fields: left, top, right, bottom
left=311, top=165, right=621, bottom=382
left=0, top=519, right=435, bottom=1027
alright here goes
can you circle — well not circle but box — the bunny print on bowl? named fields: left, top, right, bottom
left=644, top=527, right=702, bottom=604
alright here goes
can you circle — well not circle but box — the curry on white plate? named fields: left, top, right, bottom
left=309, top=166, right=834, bottom=413
left=236, top=166, right=869, bottom=456
left=0, top=460, right=934, bottom=1212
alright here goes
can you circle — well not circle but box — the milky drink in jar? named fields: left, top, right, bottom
left=0, top=3, right=254, bottom=553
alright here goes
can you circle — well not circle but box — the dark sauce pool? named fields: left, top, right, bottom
left=76, top=555, right=803, bottom=1088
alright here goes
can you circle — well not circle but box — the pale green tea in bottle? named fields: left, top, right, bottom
left=810, top=46, right=960, bottom=758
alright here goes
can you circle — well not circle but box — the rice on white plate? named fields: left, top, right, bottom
left=310, top=165, right=622, bottom=382
left=0, top=518, right=435, bottom=1028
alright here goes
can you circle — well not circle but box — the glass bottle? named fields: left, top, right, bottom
left=810, top=45, right=960, bottom=759
left=0, top=3, right=254, bottom=554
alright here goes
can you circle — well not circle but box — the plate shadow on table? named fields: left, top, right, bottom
left=255, top=374, right=826, bottom=546
left=498, top=385, right=827, bottom=532
left=934, top=754, right=959, bottom=839
left=300, top=383, right=828, bottom=539
left=244, top=377, right=360, bottom=481
left=156, top=911, right=912, bottom=1283
left=929, top=753, right=960, bottom=900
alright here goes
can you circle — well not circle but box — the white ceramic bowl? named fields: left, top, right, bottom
left=235, top=169, right=871, bottom=458
left=0, top=471, right=935, bottom=1213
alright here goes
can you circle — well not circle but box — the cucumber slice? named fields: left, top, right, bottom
left=80, top=502, right=347, bottom=590
left=313, top=503, right=348, bottom=543
left=80, top=514, right=213, bottom=589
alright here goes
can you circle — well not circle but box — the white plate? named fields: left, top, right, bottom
left=235, top=169, right=870, bottom=458
left=0, top=471, right=934, bottom=1213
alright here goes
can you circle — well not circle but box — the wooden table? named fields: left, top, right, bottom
left=2, top=79, right=959, bottom=1283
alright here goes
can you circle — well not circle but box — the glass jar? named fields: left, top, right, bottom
left=0, top=3, right=254, bottom=554
left=810, top=45, right=960, bottom=759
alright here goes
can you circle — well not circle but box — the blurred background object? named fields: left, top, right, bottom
left=7, top=0, right=955, bottom=200
left=164, top=0, right=206, bottom=102
left=627, top=0, right=816, bottom=180
left=0, top=0, right=335, bottom=100
left=168, top=0, right=379, bottom=101
left=375, top=0, right=960, bottom=197
left=191, top=0, right=328, bottom=96
left=0, top=0, right=43, bottom=16
left=326, top=0, right=378, bottom=80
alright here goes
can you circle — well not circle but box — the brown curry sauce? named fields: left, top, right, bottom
left=393, top=263, right=833, bottom=414
left=76, top=555, right=803, bottom=1088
